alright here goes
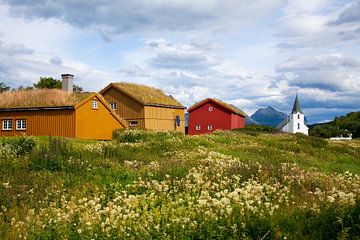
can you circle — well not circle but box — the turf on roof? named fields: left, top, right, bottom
left=113, top=82, right=183, bottom=107
left=0, top=89, right=93, bottom=109
left=189, top=98, right=246, bottom=116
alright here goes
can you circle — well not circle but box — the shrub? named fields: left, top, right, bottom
left=233, top=125, right=276, bottom=136
left=113, top=129, right=182, bottom=143
left=29, top=137, right=72, bottom=171
left=0, top=136, right=36, bottom=157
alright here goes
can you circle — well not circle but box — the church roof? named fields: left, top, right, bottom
left=291, top=94, right=303, bottom=114
left=276, top=117, right=290, bottom=129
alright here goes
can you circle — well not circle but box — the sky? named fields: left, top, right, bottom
left=0, top=0, right=359, bottom=123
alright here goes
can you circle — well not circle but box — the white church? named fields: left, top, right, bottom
left=277, top=94, right=309, bottom=135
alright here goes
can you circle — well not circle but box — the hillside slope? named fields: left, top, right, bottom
left=1, top=131, right=360, bottom=239
left=310, top=111, right=360, bottom=138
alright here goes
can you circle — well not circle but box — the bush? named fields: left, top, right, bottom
left=0, top=136, right=36, bottom=157
left=113, top=129, right=182, bottom=143
left=233, top=125, right=276, bottom=136
left=29, top=137, right=72, bottom=171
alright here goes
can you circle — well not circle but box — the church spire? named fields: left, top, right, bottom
left=291, top=94, right=303, bottom=114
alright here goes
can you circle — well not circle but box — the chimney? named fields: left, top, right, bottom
left=61, top=74, right=74, bottom=93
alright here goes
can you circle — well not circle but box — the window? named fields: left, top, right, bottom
left=208, top=107, right=213, bottom=112
left=298, top=114, right=300, bottom=119
left=16, top=120, right=26, bottom=130
left=129, top=121, right=138, bottom=127
left=195, top=124, right=201, bottom=131
left=298, top=123, right=300, bottom=130
left=2, top=120, right=13, bottom=131
left=92, top=100, right=98, bottom=109
left=110, top=102, right=117, bottom=110
left=208, top=124, right=213, bottom=130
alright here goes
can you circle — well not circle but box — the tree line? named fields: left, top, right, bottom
left=309, top=111, right=360, bottom=138
left=0, top=77, right=83, bottom=93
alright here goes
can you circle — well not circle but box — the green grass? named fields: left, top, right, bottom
left=0, top=131, right=360, bottom=239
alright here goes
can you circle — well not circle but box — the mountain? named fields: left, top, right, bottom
left=250, top=106, right=287, bottom=128
left=245, top=115, right=259, bottom=125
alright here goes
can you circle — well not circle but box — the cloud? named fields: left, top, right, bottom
left=1, top=0, right=284, bottom=35
left=331, top=1, right=360, bottom=25
left=49, top=56, right=63, bottom=65
left=148, top=40, right=218, bottom=71
left=0, top=39, right=34, bottom=56
left=276, top=54, right=360, bottom=91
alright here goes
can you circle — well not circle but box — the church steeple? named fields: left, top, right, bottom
left=291, top=94, right=303, bottom=114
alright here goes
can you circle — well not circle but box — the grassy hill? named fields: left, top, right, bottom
left=1, top=130, right=360, bottom=239
left=310, top=111, right=360, bottom=138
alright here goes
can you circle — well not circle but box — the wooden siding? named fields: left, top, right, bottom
left=0, top=110, right=75, bottom=137
left=144, top=106, right=185, bottom=133
left=75, top=95, right=124, bottom=140
left=102, top=87, right=145, bottom=129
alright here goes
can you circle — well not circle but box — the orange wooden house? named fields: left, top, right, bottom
left=0, top=88, right=126, bottom=140
left=100, top=82, right=185, bottom=133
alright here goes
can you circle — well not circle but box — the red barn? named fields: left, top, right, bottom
left=188, top=98, right=246, bottom=135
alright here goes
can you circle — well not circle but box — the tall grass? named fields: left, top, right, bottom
left=0, top=130, right=360, bottom=239
left=0, top=89, right=91, bottom=108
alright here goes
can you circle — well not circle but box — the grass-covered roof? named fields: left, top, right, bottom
left=109, top=82, right=184, bottom=108
left=188, top=98, right=246, bottom=116
left=0, top=89, right=93, bottom=109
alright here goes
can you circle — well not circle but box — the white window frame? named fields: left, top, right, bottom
left=129, top=121, right=138, bottom=127
left=208, top=107, right=213, bottom=112
left=110, top=102, right=117, bottom=110
left=195, top=124, right=201, bottom=131
left=208, top=124, right=213, bottom=130
left=16, top=119, right=26, bottom=130
left=92, top=100, right=98, bottom=109
left=2, top=120, right=13, bottom=131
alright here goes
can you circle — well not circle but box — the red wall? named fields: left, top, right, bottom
left=189, top=102, right=246, bottom=135
left=231, top=113, right=245, bottom=129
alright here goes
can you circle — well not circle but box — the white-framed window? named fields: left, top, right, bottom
left=110, top=102, right=117, bottom=110
left=208, top=124, right=213, bottom=130
left=297, top=114, right=300, bottom=119
left=195, top=124, right=201, bottom=131
left=208, top=107, right=213, bottom=112
left=92, top=100, right=98, bottom=109
left=2, top=120, right=13, bottom=131
left=298, top=123, right=300, bottom=130
left=129, top=121, right=138, bottom=127
left=16, top=120, right=26, bottom=130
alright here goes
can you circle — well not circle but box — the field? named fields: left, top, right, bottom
left=1, top=130, right=360, bottom=239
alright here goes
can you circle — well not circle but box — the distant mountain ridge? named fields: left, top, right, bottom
left=250, top=106, right=287, bottom=128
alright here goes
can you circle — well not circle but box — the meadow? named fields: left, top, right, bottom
left=1, top=129, right=360, bottom=239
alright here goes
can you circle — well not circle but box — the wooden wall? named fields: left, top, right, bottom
left=144, top=106, right=185, bottom=133
left=75, top=95, right=125, bottom=140
left=0, top=110, right=75, bottom=137
left=102, top=87, right=145, bottom=129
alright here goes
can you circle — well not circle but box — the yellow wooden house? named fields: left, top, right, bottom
left=0, top=89, right=126, bottom=140
left=100, top=82, right=185, bottom=133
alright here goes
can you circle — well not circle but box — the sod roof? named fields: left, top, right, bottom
left=104, top=82, right=184, bottom=108
left=188, top=98, right=246, bottom=116
left=0, top=89, right=93, bottom=109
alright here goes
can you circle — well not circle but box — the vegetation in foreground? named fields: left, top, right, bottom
left=1, top=130, right=360, bottom=239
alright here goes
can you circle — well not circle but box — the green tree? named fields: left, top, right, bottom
left=34, top=77, right=83, bottom=92
left=34, top=77, right=62, bottom=89
left=73, top=85, right=83, bottom=93
left=0, top=82, right=10, bottom=93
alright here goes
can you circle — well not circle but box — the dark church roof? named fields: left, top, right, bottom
left=291, top=94, right=303, bottom=114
